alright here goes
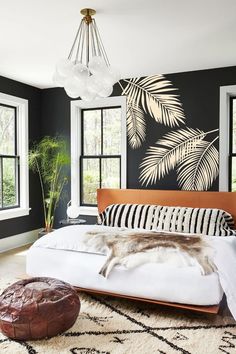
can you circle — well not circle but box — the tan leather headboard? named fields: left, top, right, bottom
left=97, top=189, right=236, bottom=224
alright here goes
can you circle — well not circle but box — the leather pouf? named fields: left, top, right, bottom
left=0, top=277, right=80, bottom=340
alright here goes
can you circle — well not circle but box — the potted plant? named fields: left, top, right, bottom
left=29, top=136, right=70, bottom=235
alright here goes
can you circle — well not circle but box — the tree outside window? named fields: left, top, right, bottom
left=0, top=104, right=19, bottom=209
left=80, top=107, right=122, bottom=205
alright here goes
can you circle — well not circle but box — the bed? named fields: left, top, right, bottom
left=26, top=189, right=236, bottom=316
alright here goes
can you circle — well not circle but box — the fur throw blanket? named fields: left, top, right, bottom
left=85, top=229, right=217, bottom=278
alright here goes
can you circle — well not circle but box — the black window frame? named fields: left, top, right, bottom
left=0, top=103, right=20, bottom=210
left=80, top=106, right=122, bottom=207
left=229, top=97, right=236, bottom=191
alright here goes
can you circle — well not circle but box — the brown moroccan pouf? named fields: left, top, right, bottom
left=0, top=277, right=80, bottom=340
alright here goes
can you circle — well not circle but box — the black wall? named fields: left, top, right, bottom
left=0, top=76, right=43, bottom=239
left=120, top=66, right=236, bottom=191
left=40, top=65, right=236, bottom=227
left=2, top=64, right=236, bottom=237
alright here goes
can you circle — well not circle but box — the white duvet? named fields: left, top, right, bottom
left=30, top=225, right=236, bottom=319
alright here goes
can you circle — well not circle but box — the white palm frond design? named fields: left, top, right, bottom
left=177, top=137, right=219, bottom=190
left=122, top=75, right=185, bottom=127
left=127, top=99, right=146, bottom=149
left=139, top=128, right=211, bottom=186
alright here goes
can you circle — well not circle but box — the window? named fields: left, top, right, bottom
left=219, top=85, right=236, bottom=191
left=0, top=93, right=29, bottom=220
left=81, top=107, right=122, bottom=206
left=230, top=97, right=236, bottom=191
left=71, top=96, right=126, bottom=215
left=0, top=104, right=19, bottom=209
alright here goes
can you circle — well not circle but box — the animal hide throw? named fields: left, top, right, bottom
left=85, top=230, right=217, bottom=278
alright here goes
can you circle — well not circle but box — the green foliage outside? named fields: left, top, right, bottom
left=29, top=136, right=70, bottom=231
left=0, top=106, right=17, bottom=208
left=83, top=172, right=98, bottom=205
left=232, top=162, right=236, bottom=191
left=3, top=172, right=16, bottom=206
left=1, top=158, right=17, bottom=208
left=82, top=108, right=121, bottom=205
left=82, top=159, right=120, bottom=205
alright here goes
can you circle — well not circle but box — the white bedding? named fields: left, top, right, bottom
left=26, top=225, right=229, bottom=308
left=27, top=246, right=222, bottom=306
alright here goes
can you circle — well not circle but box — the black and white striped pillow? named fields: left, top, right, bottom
left=99, top=203, right=156, bottom=230
left=99, top=203, right=236, bottom=236
left=150, top=206, right=236, bottom=236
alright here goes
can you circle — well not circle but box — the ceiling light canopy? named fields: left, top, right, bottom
left=53, top=8, right=120, bottom=101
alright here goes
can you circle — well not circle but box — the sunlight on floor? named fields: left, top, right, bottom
left=14, top=250, right=28, bottom=257
left=0, top=245, right=30, bottom=278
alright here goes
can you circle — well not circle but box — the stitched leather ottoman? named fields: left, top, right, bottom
left=0, top=277, right=80, bottom=340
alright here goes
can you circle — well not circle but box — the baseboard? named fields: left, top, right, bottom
left=0, top=229, right=40, bottom=253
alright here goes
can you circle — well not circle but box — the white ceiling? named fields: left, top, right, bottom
left=0, top=0, right=236, bottom=89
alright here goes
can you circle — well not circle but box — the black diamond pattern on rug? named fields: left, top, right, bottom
left=0, top=291, right=236, bottom=354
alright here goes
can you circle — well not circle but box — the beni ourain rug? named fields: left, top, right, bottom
left=0, top=278, right=236, bottom=354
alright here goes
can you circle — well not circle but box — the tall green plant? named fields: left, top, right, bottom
left=29, top=136, right=70, bottom=232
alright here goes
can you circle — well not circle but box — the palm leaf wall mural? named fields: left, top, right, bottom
left=139, top=128, right=206, bottom=185
left=122, top=75, right=185, bottom=125
left=139, top=128, right=219, bottom=189
left=126, top=99, right=146, bottom=149
left=177, top=137, right=219, bottom=190
left=120, top=74, right=186, bottom=149
left=118, top=72, right=220, bottom=191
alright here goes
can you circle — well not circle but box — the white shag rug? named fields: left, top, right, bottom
left=0, top=277, right=236, bottom=354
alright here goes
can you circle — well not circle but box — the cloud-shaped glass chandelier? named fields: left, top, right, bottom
left=53, top=8, right=120, bottom=101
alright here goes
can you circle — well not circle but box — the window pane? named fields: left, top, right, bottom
left=103, top=108, right=121, bottom=155
left=101, top=158, right=120, bottom=188
left=83, top=110, right=101, bottom=155
left=3, top=158, right=17, bottom=207
left=82, top=158, right=99, bottom=205
left=0, top=161, right=2, bottom=208
left=0, top=105, right=15, bottom=155
left=232, top=157, right=236, bottom=192
left=233, top=99, right=236, bottom=153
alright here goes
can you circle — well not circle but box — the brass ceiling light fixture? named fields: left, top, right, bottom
left=53, top=8, right=120, bottom=100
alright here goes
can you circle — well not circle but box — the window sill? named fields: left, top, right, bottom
left=79, top=206, right=98, bottom=216
left=0, top=207, right=31, bottom=221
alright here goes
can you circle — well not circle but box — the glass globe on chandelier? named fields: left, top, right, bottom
left=53, top=8, right=120, bottom=101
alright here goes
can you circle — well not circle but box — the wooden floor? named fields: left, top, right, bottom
left=0, top=245, right=30, bottom=278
